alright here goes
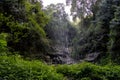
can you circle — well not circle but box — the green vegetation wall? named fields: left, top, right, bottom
left=71, top=0, right=120, bottom=64
left=0, top=0, right=50, bottom=59
left=108, top=1, right=120, bottom=64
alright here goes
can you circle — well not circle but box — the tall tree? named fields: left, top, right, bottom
left=0, top=0, right=49, bottom=59
left=44, top=3, right=69, bottom=45
left=108, top=0, right=120, bottom=64
left=66, top=0, right=99, bottom=20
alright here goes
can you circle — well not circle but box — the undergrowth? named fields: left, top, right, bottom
left=0, top=55, right=120, bottom=80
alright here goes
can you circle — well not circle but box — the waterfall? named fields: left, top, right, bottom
left=50, top=23, right=75, bottom=64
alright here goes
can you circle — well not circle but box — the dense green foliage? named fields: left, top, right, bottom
left=108, top=1, right=120, bottom=64
left=0, top=33, right=8, bottom=55
left=56, top=62, right=120, bottom=80
left=0, top=0, right=50, bottom=59
left=71, top=0, right=120, bottom=64
left=0, top=55, right=65, bottom=80
left=0, top=55, right=120, bottom=80
left=0, top=0, right=120, bottom=79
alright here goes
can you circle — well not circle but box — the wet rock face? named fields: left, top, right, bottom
left=51, top=54, right=75, bottom=64
left=45, top=19, right=76, bottom=64
left=49, top=46, right=75, bottom=64
left=84, top=52, right=100, bottom=62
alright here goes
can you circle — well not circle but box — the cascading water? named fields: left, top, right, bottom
left=44, top=3, right=76, bottom=64
left=51, top=23, right=75, bottom=64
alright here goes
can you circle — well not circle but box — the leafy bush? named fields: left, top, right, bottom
left=0, top=55, right=65, bottom=80
left=0, top=0, right=50, bottom=58
left=56, top=62, right=120, bottom=80
left=0, top=33, right=8, bottom=55
left=0, top=55, right=120, bottom=80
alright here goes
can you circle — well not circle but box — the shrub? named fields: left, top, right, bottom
left=0, top=55, right=120, bottom=80
left=56, top=62, right=120, bottom=80
left=0, top=33, right=8, bottom=55
left=0, top=55, right=65, bottom=80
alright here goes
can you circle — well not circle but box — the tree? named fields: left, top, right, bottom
left=93, top=0, right=114, bottom=54
left=0, top=0, right=25, bottom=22
left=44, top=3, right=70, bottom=45
left=66, top=0, right=99, bottom=20
left=108, top=1, right=120, bottom=64
left=0, top=0, right=49, bottom=59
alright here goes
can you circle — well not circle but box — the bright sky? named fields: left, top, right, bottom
left=42, top=0, right=72, bottom=21
left=42, top=0, right=71, bottom=16
left=42, top=0, right=66, bottom=6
